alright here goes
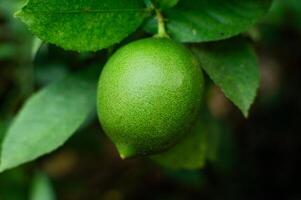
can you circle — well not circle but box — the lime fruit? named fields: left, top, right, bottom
left=97, top=38, right=204, bottom=158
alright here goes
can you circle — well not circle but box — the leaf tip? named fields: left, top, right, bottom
left=242, top=110, right=249, bottom=118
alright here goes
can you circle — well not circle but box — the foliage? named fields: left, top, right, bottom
left=30, top=172, right=56, bottom=200
left=192, top=37, right=259, bottom=117
left=16, top=0, right=147, bottom=51
left=0, top=69, right=98, bottom=172
left=0, top=0, right=277, bottom=195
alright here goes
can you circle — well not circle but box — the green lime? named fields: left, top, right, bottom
left=97, top=38, right=204, bottom=158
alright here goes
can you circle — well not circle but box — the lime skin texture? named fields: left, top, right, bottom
left=97, top=37, right=204, bottom=159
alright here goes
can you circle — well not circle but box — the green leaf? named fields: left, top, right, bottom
left=0, top=68, right=98, bottom=172
left=192, top=37, right=259, bottom=117
left=16, top=0, right=147, bottom=52
left=160, top=0, right=272, bottom=42
left=205, top=117, right=223, bottom=162
left=157, top=0, right=179, bottom=9
left=30, top=172, right=56, bottom=200
left=205, top=117, right=235, bottom=172
left=152, top=118, right=206, bottom=170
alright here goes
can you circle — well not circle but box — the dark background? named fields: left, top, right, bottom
left=0, top=0, right=300, bottom=199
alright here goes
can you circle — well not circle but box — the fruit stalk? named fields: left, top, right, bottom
left=155, top=8, right=169, bottom=38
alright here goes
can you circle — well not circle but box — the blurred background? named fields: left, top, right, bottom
left=0, top=0, right=300, bottom=199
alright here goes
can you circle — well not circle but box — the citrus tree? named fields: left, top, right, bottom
left=0, top=0, right=273, bottom=174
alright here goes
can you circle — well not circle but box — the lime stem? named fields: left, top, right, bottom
left=155, top=9, right=169, bottom=38
left=145, top=0, right=169, bottom=38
